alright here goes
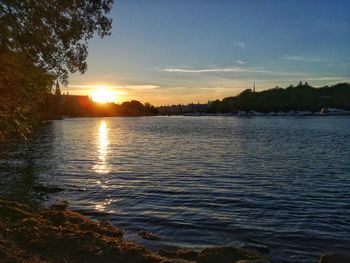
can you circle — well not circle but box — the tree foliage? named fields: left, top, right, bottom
left=42, top=96, right=158, bottom=117
left=0, top=49, right=54, bottom=140
left=0, top=0, right=113, bottom=84
left=208, top=82, right=350, bottom=113
left=0, top=0, right=114, bottom=141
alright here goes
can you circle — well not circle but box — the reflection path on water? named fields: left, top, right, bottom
left=93, top=120, right=110, bottom=175
left=93, top=120, right=115, bottom=212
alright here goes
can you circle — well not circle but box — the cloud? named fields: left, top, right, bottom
left=125, top=85, right=158, bottom=90
left=67, top=84, right=160, bottom=97
left=163, top=66, right=305, bottom=76
left=236, top=60, right=246, bottom=64
left=283, top=55, right=322, bottom=62
left=68, top=84, right=158, bottom=90
left=235, top=41, right=245, bottom=48
left=163, top=66, right=264, bottom=73
left=307, top=77, right=347, bottom=81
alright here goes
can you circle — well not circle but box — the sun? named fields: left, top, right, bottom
left=91, top=87, right=117, bottom=103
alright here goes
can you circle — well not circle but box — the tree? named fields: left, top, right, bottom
left=0, top=0, right=114, bottom=141
left=0, top=48, right=54, bottom=140
left=0, top=0, right=113, bottom=84
left=205, top=82, right=350, bottom=113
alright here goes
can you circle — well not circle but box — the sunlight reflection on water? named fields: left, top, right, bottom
left=93, top=120, right=109, bottom=175
left=93, top=120, right=112, bottom=212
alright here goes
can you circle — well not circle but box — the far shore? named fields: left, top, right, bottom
left=176, top=108, right=350, bottom=117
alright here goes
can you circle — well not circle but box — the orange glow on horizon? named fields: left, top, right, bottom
left=91, top=86, right=117, bottom=103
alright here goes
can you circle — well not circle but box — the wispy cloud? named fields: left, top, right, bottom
left=235, top=41, right=245, bottom=48
left=125, top=85, right=158, bottom=90
left=68, top=84, right=158, bottom=90
left=163, top=66, right=264, bottom=73
left=236, top=60, right=246, bottom=64
left=283, top=55, right=322, bottom=62
left=163, top=66, right=305, bottom=76
left=307, top=77, right=348, bottom=81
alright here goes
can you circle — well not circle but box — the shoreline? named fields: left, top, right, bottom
left=1, top=199, right=349, bottom=263
left=0, top=199, right=271, bottom=263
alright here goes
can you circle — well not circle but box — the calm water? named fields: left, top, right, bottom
left=1, top=116, right=350, bottom=262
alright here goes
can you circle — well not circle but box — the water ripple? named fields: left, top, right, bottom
left=1, top=116, right=350, bottom=263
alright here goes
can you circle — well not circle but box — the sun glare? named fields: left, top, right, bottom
left=91, top=86, right=117, bottom=103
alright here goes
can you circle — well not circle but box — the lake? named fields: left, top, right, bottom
left=1, top=116, right=350, bottom=263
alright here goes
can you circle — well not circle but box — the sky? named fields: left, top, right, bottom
left=68, top=0, right=350, bottom=105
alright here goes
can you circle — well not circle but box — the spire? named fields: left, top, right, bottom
left=55, top=80, right=61, bottom=96
left=253, top=81, right=256, bottom=93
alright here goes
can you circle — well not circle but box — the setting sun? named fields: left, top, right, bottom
left=91, top=87, right=117, bottom=103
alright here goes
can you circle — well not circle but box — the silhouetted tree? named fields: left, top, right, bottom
left=206, top=82, right=350, bottom=113
left=0, top=0, right=114, bottom=140
left=0, top=0, right=113, bottom=84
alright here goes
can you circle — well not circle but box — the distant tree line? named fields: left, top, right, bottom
left=41, top=94, right=158, bottom=118
left=208, top=82, right=350, bottom=113
left=158, top=82, right=350, bottom=115
left=158, top=103, right=208, bottom=115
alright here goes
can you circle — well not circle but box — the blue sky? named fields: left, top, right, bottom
left=69, top=0, right=350, bottom=105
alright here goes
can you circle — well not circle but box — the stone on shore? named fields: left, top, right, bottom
left=159, top=246, right=271, bottom=263
left=138, top=230, right=162, bottom=240
left=160, top=260, right=195, bottom=263
left=159, top=248, right=199, bottom=261
left=197, top=246, right=271, bottom=263
left=319, top=252, right=350, bottom=263
left=236, top=260, right=270, bottom=263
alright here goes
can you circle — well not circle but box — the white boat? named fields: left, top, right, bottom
left=319, top=108, right=350, bottom=116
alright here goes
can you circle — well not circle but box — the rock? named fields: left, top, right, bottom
left=160, top=260, right=195, bottom=263
left=99, top=220, right=123, bottom=238
left=242, top=244, right=270, bottom=254
left=236, top=260, right=269, bottom=263
left=138, top=230, right=161, bottom=240
left=33, top=185, right=64, bottom=194
left=319, top=252, right=350, bottom=263
left=197, top=246, right=271, bottom=263
left=159, top=248, right=199, bottom=261
left=0, top=200, right=31, bottom=222
left=49, top=200, right=69, bottom=211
